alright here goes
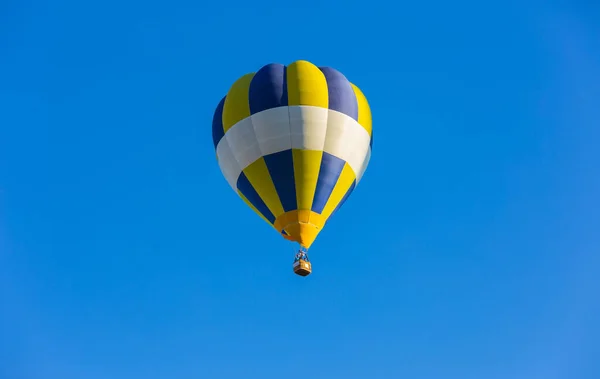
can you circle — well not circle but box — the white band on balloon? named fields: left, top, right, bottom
left=216, top=106, right=372, bottom=191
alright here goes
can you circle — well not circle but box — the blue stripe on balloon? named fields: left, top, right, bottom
left=319, top=67, right=358, bottom=121
left=236, top=172, right=276, bottom=224
left=249, top=63, right=288, bottom=115
left=263, top=149, right=297, bottom=212
left=330, top=180, right=356, bottom=219
left=311, top=152, right=346, bottom=213
left=212, top=96, right=226, bottom=149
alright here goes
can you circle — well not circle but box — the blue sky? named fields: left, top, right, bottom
left=1, top=1, right=599, bottom=378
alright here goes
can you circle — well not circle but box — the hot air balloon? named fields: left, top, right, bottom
left=212, top=60, right=373, bottom=276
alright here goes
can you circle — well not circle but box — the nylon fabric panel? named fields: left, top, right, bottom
left=215, top=106, right=370, bottom=193
left=236, top=173, right=276, bottom=224
left=330, top=180, right=356, bottom=219
left=212, top=96, right=226, bottom=148
left=215, top=138, right=241, bottom=190
left=320, top=163, right=356, bottom=220
left=222, top=73, right=254, bottom=132
left=286, top=60, right=328, bottom=108
left=263, top=149, right=297, bottom=213
left=225, top=117, right=261, bottom=171
left=319, top=67, right=358, bottom=120
left=284, top=223, right=319, bottom=249
left=357, top=147, right=371, bottom=183
left=292, top=149, right=323, bottom=211
left=323, top=110, right=370, bottom=178
left=241, top=157, right=285, bottom=217
left=311, top=152, right=346, bottom=213
left=350, top=83, right=372, bottom=137
left=289, top=106, right=327, bottom=151
left=216, top=106, right=367, bottom=180
left=252, top=106, right=292, bottom=156
left=249, top=63, right=288, bottom=115
left=274, top=210, right=327, bottom=249
left=275, top=210, right=325, bottom=230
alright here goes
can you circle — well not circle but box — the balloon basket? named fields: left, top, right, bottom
left=293, top=249, right=312, bottom=276
left=293, top=259, right=312, bottom=276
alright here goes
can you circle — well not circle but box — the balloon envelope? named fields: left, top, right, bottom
left=212, top=60, right=373, bottom=249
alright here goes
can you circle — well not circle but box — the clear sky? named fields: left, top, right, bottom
left=1, top=1, right=599, bottom=378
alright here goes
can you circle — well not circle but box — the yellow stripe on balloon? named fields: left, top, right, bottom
left=242, top=157, right=285, bottom=218
left=222, top=73, right=254, bottom=132
left=292, top=149, right=323, bottom=211
left=320, top=162, right=356, bottom=220
left=350, top=83, right=372, bottom=137
left=286, top=60, right=328, bottom=108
